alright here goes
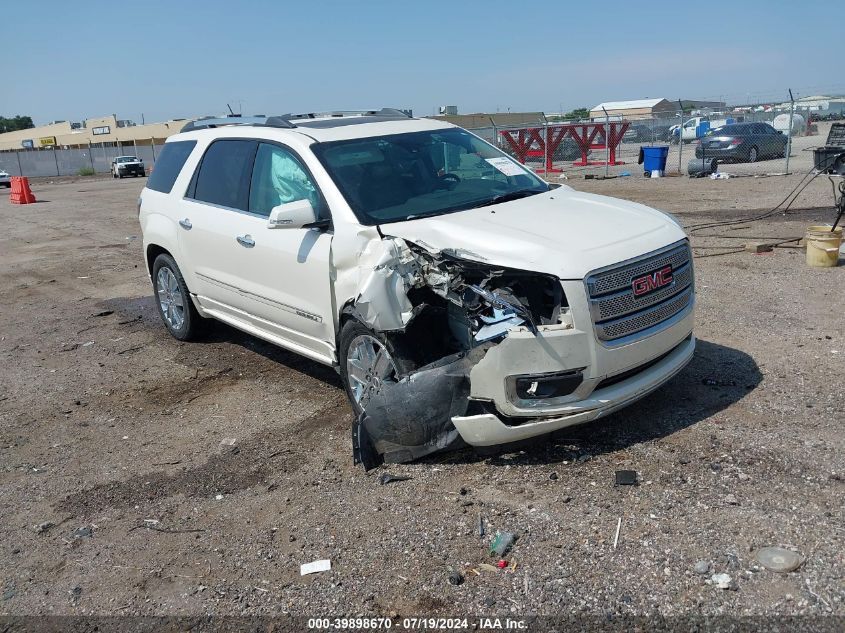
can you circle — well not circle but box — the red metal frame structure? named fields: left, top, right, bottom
left=498, top=121, right=630, bottom=172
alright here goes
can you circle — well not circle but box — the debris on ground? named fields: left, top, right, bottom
left=300, top=559, right=331, bottom=576
left=217, top=437, right=239, bottom=455
left=613, top=517, right=622, bottom=549
left=448, top=571, right=464, bottom=586
left=702, top=378, right=737, bottom=387
left=709, top=573, right=737, bottom=590
left=68, top=586, right=82, bottom=602
left=615, top=470, right=638, bottom=486
left=490, top=531, right=516, bottom=557
left=756, top=547, right=804, bottom=573
left=724, top=494, right=740, bottom=505
left=377, top=472, right=412, bottom=485
left=478, top=514, right=485, bottom=538
left=694, top=560, right=711, bottom=575
left=72, top=526, right=93, bottom=539
left=496, top=559, right=508, bottom=569
left=477, top=563, right=500, bottom=573
left=92, top=310, right=114, bottom=318
left=549, top=472, right=559, bottom=481
left=34, top=521, right=54, bottom=534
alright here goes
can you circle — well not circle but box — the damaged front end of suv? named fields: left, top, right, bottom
left=347, top=237, right=569, bottom=469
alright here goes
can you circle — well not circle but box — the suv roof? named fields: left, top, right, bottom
left=174, top=110, right=455, bottom=143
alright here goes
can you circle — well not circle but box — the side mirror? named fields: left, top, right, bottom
left=267, top=199, right=318, bottom=229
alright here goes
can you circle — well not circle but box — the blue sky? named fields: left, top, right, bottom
left=5, top=0, right=841, bottom=125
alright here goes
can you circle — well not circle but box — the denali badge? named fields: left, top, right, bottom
left=632, top=266, right=673, bottom=297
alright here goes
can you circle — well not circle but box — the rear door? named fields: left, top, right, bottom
left=760, top=124, right=785, bottom=157
left=176, top=138, right=258, bottom=313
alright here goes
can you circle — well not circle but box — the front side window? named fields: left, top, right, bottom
left=312, top=128, right=547, bottom=225
left=248, top=143, right=321, bottom=217
left=192, top=140, right=256, bottom=210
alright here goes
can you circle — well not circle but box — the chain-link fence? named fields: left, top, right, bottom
left=466, top=92, right=840, bottom=180
left=0, top=141, right=165, bottom=178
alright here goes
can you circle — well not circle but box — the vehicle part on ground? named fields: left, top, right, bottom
left=353, top=345, right=491, bottom=469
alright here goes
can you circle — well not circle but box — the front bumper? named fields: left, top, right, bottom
left=453, top=333, right=695, bottom=446
left=451, top=276, right=695, bottom=446
left=118, top=165, right=145, bottom=175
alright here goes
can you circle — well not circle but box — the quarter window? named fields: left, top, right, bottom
left=146, top=141, right=195, bottom=194
left=248, top=143, right=321, bottom=217
left=193, top=140, right=257, bottom=210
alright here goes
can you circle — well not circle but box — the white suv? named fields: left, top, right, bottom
left=139, top=109, right=695, bottom=467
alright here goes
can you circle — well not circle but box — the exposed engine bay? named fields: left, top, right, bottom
left=349, top=237, right=569, bottom=468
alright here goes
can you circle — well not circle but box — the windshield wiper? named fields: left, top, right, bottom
left=473, top=189, right=543, bottom=209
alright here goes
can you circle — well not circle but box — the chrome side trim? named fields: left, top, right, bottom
left=196, top=272, right=323, bottom=323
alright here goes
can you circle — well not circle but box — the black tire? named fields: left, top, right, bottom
left=151, top=253, right=204, bottom=341
left=338, top=319, right=417, bottom=417
left=747, top=146, right=759, bottom=163
left=112, top=171, right=117, bottom=179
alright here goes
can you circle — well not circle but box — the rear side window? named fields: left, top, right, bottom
left=192, top=140, right=257, bottom=210
left=146, top=141, right=196, bottom=193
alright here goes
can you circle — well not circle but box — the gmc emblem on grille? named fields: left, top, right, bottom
left=632, top=266, right=673, bottom=297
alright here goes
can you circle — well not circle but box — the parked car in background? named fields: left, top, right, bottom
left=0, top=169, right=10, bottom=188
left=111, top=156, right=146, bottom=178
left=695, top=122, right=787, bottom=163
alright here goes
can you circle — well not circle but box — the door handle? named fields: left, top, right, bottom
left=178, top=218, right=192, bottom=230
left=236, top=234, right=255, bottom=248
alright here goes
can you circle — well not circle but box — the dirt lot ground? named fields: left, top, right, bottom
left=0, top=172, right=843, bottom=627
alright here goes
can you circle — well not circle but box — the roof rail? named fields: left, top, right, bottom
left=281, top=108, right=413, bottom=121
left=179, top=116, right=296, bottom=133
left=179, top=108, right=413, bottom=133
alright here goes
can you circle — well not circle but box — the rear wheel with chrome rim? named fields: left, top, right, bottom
left=152, top=253, right=204, bottom=341
left=748, top=146, right=758, bottom=163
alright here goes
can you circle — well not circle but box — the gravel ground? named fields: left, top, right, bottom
left=0, top=173, right=843, bottom=628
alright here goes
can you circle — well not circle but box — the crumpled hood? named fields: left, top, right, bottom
left=382, top=190, right=687, bottom=279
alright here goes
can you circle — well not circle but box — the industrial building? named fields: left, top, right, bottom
left=589, top=98, right=726, bottom=121
left=0, top=114, right=188, bottom=152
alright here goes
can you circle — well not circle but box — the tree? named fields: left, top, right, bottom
left=548, top=107, right=591, bottom=122
left=0, top=116, right=35, bottom=133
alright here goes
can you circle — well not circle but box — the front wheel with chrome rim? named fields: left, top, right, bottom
left=151, top=253, right=204, bottom=341
left=339, top=320, right=416, bottom=416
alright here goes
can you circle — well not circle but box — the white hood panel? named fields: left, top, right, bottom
left=382, top=190, right=687, bottom=279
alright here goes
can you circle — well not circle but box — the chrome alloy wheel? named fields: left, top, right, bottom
left=346, top=334, right=398, bottom=409
left=156, top=267, right=185, bottom=331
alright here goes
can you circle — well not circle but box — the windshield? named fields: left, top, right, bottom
left=117, top=156, right=139, bottom=163
left=311, top=128, right=548, bottom=225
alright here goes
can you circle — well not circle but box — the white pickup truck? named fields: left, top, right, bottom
left=139, top=110, right=695, bottom=467
left=672, top=116, right=735, bottom=143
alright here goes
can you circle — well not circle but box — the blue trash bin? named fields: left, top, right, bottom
left=642, top=146, right=670, bottom=176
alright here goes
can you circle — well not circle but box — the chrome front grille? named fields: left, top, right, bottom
left=586, top=241, right=693, bottom=343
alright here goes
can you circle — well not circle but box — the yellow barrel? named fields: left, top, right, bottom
left=805, top=225, right=843, bottom=267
